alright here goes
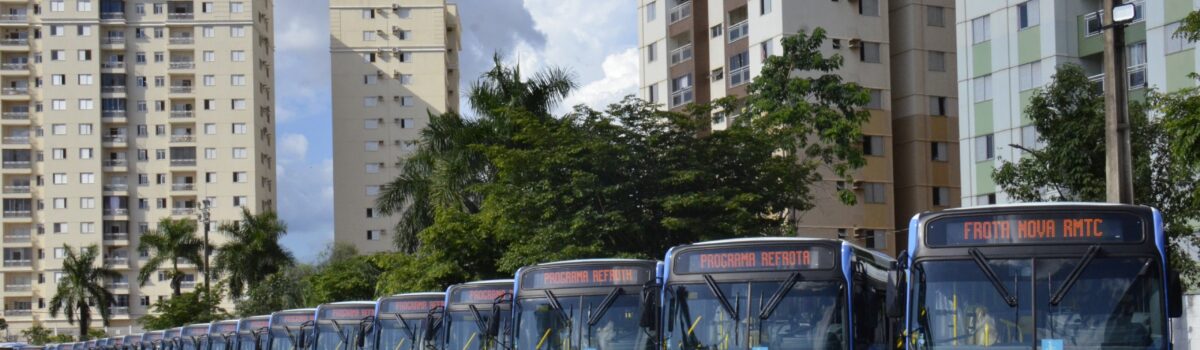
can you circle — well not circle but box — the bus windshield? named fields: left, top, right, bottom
left=515, top=291, right=653, bottom=350
left=237, top=333, right=263, bottom=350
left=269, top=328, right=305, bottom=350
left=446, top=310, right=510, bottom=350
left=909, top=256, right=1166, bottom=349
left=664, top=280, right=845, bottom=350
left=314, top=321, right=365, bottom=350
left=374, top=315, right=438, bottom=350
left=208, top=336, right=231, bottom=350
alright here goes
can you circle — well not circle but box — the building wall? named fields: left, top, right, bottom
left=0, top=0, right=276, bottom=336
left=329, top=0, right=459, bottom=254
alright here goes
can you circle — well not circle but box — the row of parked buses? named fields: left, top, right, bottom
left=40, top=203, right=1186, bottom=350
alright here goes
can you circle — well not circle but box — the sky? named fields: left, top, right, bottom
left=273, top=0, right=639, bottom=262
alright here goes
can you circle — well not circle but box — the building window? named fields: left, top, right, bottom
left=400, top=118, right=416, bottom=128
left=645, top=1, right=656, bottom=22
left=729, top=51, right=750, bottom=86
left=866, top=230, right=887, bottom=250
left=366, top=163, right=381, bottom=174
left=233, top=172, right=248, bottom=183
left=364, top=97, right=379, bottom=107
left=1017, top=0, right=1039, bottom=30
left=1018, top=61, right=1041, bottom=91
left=365, top=119, right=380, bottom=129
left=927, top=6, right=945, bottom=27
left=929, top=96, right=948, bottom=116
left=1021, top=125, right=1041, bottom=150
left=365, top=141, right=381, bottom=152
left=927, top=51, right=946, bottom=72
left=646, top=42, right=657, bottom=62
left=973, top=75, right=992, bottom=102
left=863, top=135, right=884, bottom=156
left=931, top=142, right=948, bottom=161
left=972, top=15, right=990, bottom=44
left=711, top=24, right=722, bottom=38
left=863, top=183, right=886, bottom=204
left=761, top=0, right=772, bottom=15
left=859, top=0, right=878, bottom=17
left=366, top=185, right=381, bottom=196
left=975, top=193, right=997, bottom=205
left=859, top=42, right=881, bottom=63
left=670, top=74, right=694, bottom=107
left=932, top=187, right=950, bottom=206
left=975, top=134, right=995, bottom=161
left=760, top=39, right=773, bottom=59
left=367, top=230, right=384, bottom=241
left=648, top=83, right=658, bottom=104
left=865, top=89, right=883, bottom=109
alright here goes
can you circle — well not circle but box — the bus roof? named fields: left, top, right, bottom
left=381, top=292, right=444, bottom=299
left=529, top=258, right=658, bottom=267
left=461, top=279, right=513, bottom=285
left=934, top=202, right=1147, bottom=213
left=692, top=237, right=830, bottom=245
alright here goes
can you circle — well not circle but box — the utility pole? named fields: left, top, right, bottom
left=197, top=199, right=212, bottom=299
left=1103, top=0, right=1135, bottom=204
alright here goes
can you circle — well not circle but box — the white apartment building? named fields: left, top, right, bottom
left=0, top=0, right=277, bottom=335
left=956, top=0, right=1197, bottom=205
left=329, top=0, right=459, bottom=254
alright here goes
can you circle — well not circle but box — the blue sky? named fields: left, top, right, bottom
left=273, top=0, right=639, bottom=262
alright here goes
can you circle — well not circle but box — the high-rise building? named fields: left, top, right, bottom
left=0, top=0, right=277, bottom=335
left=329, top=0, right=459, bottom=254
left=637, top=0, right=960, bottom=255
left=957, top=0, right=1192, bottom=205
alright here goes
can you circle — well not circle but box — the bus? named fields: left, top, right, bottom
left=165, top=328, right=183, bottom=350
left=121, top=335, right=141, bottom=350
left=107, top=337, right=123, bottom=350
left=310, top=301, right=376, bottom=350
left=142, top=331, right=165, bottom=350
left=370, top=293, right=445, bottom=350
left=901, top=203, right=1184, bottom=349
left=443, top=280, right=515, bottom=350
left=85, top=340, right=97, bottom=350
left=267, top=309, right=317, bottom=350
left=180, top=324, right=212, bottom=350
left=237, top=315, right=271, bottom=350
left=205, top=320, right=240, bottom=350
left=512, top=259, right=660, bottom=350
left=661, top=237, right=898, bottom=350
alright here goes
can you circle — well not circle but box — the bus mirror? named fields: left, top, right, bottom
left=1169, top=269, right=1184, bottom=318
left=355, top=329, right=366, bottom=349
left=885, top=269, right=903, bottom=318
left=638, top=283, right=659, bottom=328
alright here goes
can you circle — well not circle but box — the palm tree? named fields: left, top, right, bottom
left=48, top=244, right=119, bottom=341
left=214, top=208, right=294, bottom=299
left=137, top=217, right=206, bottom=296
left=376, top=56, right=576, bottom=252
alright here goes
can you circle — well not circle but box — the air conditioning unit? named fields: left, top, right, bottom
left=376, top=70, right=385, bottom=77
left=394, top=140, right=402, bottom=146
left=376, top=8, right=387, bottom=14
left=392, top=26, right=401, bottom=33
left=848, top=38, right=862, bottom=49
left=392, top=4, right=401, bottom=11
left=377, top=118, right=384, bottom=123
left=393, top=47, right=404, bottom=53
left=376, top=96, right=385, bottom=101
left=393, top=71, right=401, bottom=78
left=394, top=118, right=401, bottom=123
left=851, top=180, right=863, bottom=191
left=376, top=29, right=387, bottom=36
left=852, top=228, right=868, bottom=239
left=376, top=48, right=387, bottom=53
left=393, top=96, right=401, bottom=101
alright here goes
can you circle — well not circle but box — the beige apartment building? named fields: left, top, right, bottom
left=329, top=0, right=459, bottom=254
left=0, top=0, right=276, bottom=335
left=637, top=0, right=959, bottom=255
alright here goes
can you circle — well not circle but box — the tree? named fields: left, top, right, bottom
left=86, top=329, right=107, bottom=340
left=376, top=56, right=577, bottom=252
left=1151, top=13, right=1200, bottom=210
left=139, top=285, right=230, bottom=330
left=994, top=64, right=1200, bottom=285
left=234, top=265, right=315, bottom=317
left=214, top=208, right=293, bottom=299
left=138, top=218, right=207, bottom=296
left=21, top=323, right=55, bottom=345
left=48, top=245, right=120, bottom=341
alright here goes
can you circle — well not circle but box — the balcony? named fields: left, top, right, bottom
left=3, top=284, right=30, bottom=292
left=108, top=281, right=130, bottom=289
left=0, top=63, right=27, bottom=71
left=168, top=12, right=194, bottom=21
left=669, top=44, right=693, bottom=66
left=3, top=309, right=31, bottom=317
left=169, top=37, right=194, bottom=45
left=170, top=135, right=194, bottom=143
left=2, top=233, right=30, bottom=243
left=1, top=111, right=27, bottom=120
left=103, top=232, right=129, bottom=241
left=102, top=110, right=127, bottom=119
left=171, top=183, right=195, bottom=191
left=102, top=159, right=128, bottom=168
left=101, top=85, right=127, bottom=94
left=729, top=66, right=750, bottom=87
left=171, top=159, right=196, bottom=166
left=2, top=259, right=30, bottom=267
left=103, top=136, right=127, bottom=145
left=111, top=306, right=129, bottom=315
left=0, top=14, right=27, bottom=23
left=669, top=1, right=691, bottom=23
left=1085, top=10, right=1104, bottom=37
left=728, top=21, right=748, bottom=43
left=2, top=136, right=29, bottom=144
left=101, top=61, right=126, bottom=69
left=181, top=281, right=196, bottom=289
left=169, top=86, right=193, bottom=94
left=104, top=208, right=129, bottom=216
left=169, top=61, right=195, bottom=70
left=2, top=185, right=29, bottom=194
left=104, top=256, right=129, bottom=266
left=103, top=183, right=128, bottom=192
left=102, top=37, right=126, bottom=45
left=170, top=110, right=194, bottom=119
left=1, top=160, right=30, bottom=169
left=670, top=88, right=694, bottom=108
left=0, top=38, right=28, bottom=46
left=100, top=12, right=125, bottom=20
left=1, top=87, right=27, bottom=95
left=171, top=207, right=195, bottom=216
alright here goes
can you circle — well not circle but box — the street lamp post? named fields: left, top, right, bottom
left=197, top=199, right=212, bottom=296
left=1103, top=1, right=1138, bottom=204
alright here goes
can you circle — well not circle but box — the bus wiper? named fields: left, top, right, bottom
left=758, top=272, right=801, bottom=320
left=393, top=313, right=416, bottom=341
left=702, top=274, right=737, bottom=319
left=331, top=320, right=350, bottom=343
left=587, top=287, right=623, bottom=326
left=1049, top=245, right=1101, bottom=306
left=968, top=248, right=1018, bottom=307
left=543, top=290, right=572, bottom=325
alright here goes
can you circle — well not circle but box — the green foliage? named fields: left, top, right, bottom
left=215, top=208, right=294, bottom=299
left=995, top=64, right=1200, bottom=286
left=86, top=329, right=107, bottom=340
left=304, top=249, right=383, bottom=304
left=49, top=244, right=120, bottom=341
left=375, top=29, right=869, bottom=292
left=234, top=264, right=315, bottom=317
left=139, top=285, right=231, bottom=330
left=138, top=217, right=208, bottom=296
left=20, top=324, right=72, bottom=344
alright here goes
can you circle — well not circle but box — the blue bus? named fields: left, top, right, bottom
left=180, top=324, right=211, bottom=350
left=310, top=301, right=376, bottom=350
left=443, top=280, right=515, bottom=350
left=121, top=335, right=141, bottom=350
left=901, top=203, right=1184, bottom=349
left=511, top=259, right=660, bottom=350
left=85, top=340, right=97, bottom=350
left=142, top=331, right=165, bottom=350
left=370, top=293, right=445, bottom=350
left=237, top=315, right=272, bottom=350
left=204, top=320, right=240, bottom=350
left=164, top=328, right=183, bottom=350
left=268, top=309, right=316, bottom=350
left=661, top=237, right=898, bottom=350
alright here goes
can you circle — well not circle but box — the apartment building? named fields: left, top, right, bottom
left=329, top=0, right=459, bottom=254
left=637, top=0, right=960, bottom=255
left=0, top=0, right=276, bottom=335
left=957, top=0, right=1195, bottom=205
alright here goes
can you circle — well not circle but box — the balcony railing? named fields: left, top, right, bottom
left=181, top=281, right=196, bottom=288
left=101, top=85, right=127, bottom=94
left=111, top=306, right=130, bottom=315
left=104, top=257, right=129, bottom=266
left=102, top=37, right=126, bottom=45
left=103, top=232, right=129, bottom=241
left=728, top=21, right=748, bottom=43
left=108, top=282, right=130, bottom=289
left=170, top=86, right=193, bottom=94
left=1, top=111, right=28, bottom=120
left=104, top=208, right=129, bottom=216
left=669, top=44, right=693, bottom=65
left=1129, top=64, right=1147, bottom=89
left=0, top=14, right=27, bottom=22
left=171, top=183, right=195, bottom=191
left=100, top=12, right=125, bottom=20
left=2, top=136, right=29, bottom=144
left=101, top=62, right=126, bottom=69
left=168, top=12, right=194, bottom=20
left=3, top=309, right=31, bottom=316
left=103, top=135, right=127, bottom=143
left=1, top=63, right=28, bottom=71
left=170, top=135, right=194, bottom=143
left=0, top=38, right=28, bottom=46
left=169, top=61, right=195, bottom=70
left=2, top=233, right=31, bottom=243
left=1085, top=10, right=1104, bottom=37
left=102, top=110, right=126, bottom=119
left=669, top=1, right=692, bottom=23
left=102, top=159, right=128, bottom=167
left=2, top=185, right=30, bottom=194
left=3, top=284, right=31, bottom=292
left=169, top=37, right=194, bottom=45
left=172, top=208, right=195, bottom=215
left=2, top=160, right=31, bottom=169
left=170, top=111, right=194, bottom=118
left=670, top=88, right=694, bottom=108
left=1, top=87, right=28, bottom=95
left=171, top=159, right=197, bottom=166
left=729, top=66, right=750, bottom=87
left=2, top=259, right=31, bottom=267
left=103, top=183, right=128, bottom=191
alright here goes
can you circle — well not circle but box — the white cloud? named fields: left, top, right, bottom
left=563, top=47, right=640, bottom=110
left=277, top=158, right=334, bottom=263
left=279, top=133, right=309, bottom=161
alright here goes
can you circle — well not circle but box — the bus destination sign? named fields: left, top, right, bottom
left=381, top=298, right=444, bottom=314
left=319, top=306, right=375, bottom=320
left=522, top=265, right=653, bottom=290
left=183, top=327, right=208, bottom=336
left=674, top=245, right=835, bottom=274
left=239, top=319, right=269, bottom=331
left=926, top=212, right=1145, bottom=247
left=212, top=323, right=237, bottom=333
left=273, top=313, right=314, bottom=325
left=450, top=285, right=512, bottom=304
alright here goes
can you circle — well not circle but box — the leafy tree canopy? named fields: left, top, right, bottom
left=139, top=285, right=231, bottom=330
